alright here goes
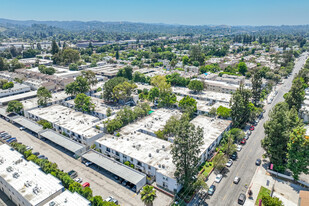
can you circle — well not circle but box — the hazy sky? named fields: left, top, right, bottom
left=1, top=0, right=308, bottom=26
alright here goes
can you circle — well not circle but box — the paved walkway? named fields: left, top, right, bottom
left=244, top=160, right=307, bottom=206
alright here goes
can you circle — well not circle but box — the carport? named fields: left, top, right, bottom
left=11, top=116, right=43, bottom=135
left=82, top=150, right=146, bottom=192
left=39, top=130, right=88, bottom=156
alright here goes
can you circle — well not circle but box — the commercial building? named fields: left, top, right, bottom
left=0, top=144, right=64, bottom=206
left=27, top=104, right=103, bottom=145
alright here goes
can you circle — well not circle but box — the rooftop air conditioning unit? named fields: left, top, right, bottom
left=149, top=153, right=152, bottom=157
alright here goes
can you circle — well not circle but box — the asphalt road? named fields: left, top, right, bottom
left=191, top=52, right=309, bottom=206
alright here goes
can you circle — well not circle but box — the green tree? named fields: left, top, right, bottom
left=81, top=70, right=98, bottom=86
left=187, top=80, right=204, bottom=93
left=37, top=87, right=52, bottom=106
left=261, top=196, right=284, bottom=206
left=287, top=126, right=309, bottom=180
left=115, top=50, right=119, bottom=60
left=37, top=119, right=53, bottom=129
left=103, top=77, right=127, bottom=102
left=2, top=81, right=14, bottom=90
left=117, top=66, right=133, bottom=80
left=6, top=100, right=23, bottom=113
left=112, top=81, right=137, bottom=102
left=262, top=102, right=301, bottom=172
left=38, top=65, right=56, bottom=75
left=182, top=55, right=189, bottom=66
left=238, top=62, right=248, bottom=75
left=252, top=71, right=263, bottom=106
left=216, top=106, right=231, bottom=119
left=209, top=107, right=217, bottom=117
left=179, top=96, right=197, bottom=116
left=148, top=87, right=160, bottom=102
left=82, top=187, right=93, bottom=200
left=65, top=76, right=90, bottom=96
left=74, top=93, right=95, bottom=113
left=230, top=84, right=252, bottom=128
left=190, top=45, right=205, bottom=65
left=9, top=58, right=24, bottom=72
left=51, top=40, right=59, bottom=55
left=213, top=152, right=228, bottom=172
left=221, top=134, right=237, bottom=157
left=106, top=107, right=112, bottom=117
left=171, top=119, right=203, bottom=190
left=69, top=63, right=79, bottom=71
left=140, top=185, right=157, bottom=206
left=284, top=77, right=305, bottom=111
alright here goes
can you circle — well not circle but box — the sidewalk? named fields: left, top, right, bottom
left=244, top=161, right=306, bottom=206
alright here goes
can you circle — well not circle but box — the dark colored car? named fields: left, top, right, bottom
left=256, top=159, right=261, bottom=166
left=208, top=185, right=216, bottom=195
left=238, top=193, right=246, bottom=205
left=68, top=170, right=78, bottom=178
left=33, top=152, right=40, bottom=156
left=230, top=152, right=237, bottom=160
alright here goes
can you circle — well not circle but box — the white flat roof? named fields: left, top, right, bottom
left=136, top=84, right=231, bottom=103
left=190, top=116, right=231, bottom=154
left=44, top=190, right=91, bottom=206
left=66, top=97, right=121, bottom=116
left=0, top=91, right=37, bottom=105
left=0, top=83, right=30, bottom=95
left=96, top=132, right=176, bottom=178
left=0, top=144, right=64, bottom=205
left=28, top=105, right=100, bottom=138
left=120, top=108, right=181, bottom=135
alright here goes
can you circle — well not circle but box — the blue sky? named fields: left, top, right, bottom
left=1, top=0, right=308, bottom=26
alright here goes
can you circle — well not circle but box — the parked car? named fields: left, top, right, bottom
left=33, top=152, right=40, bottom=156
left=208, top=185, right=216, bottom=195
left=7, top=138, right=17, bottom=144
left=26, top=146, right=33, bottom=150
left=240, top=138, right=246, bottom=145
left=238, top=193, right=246, bottom=205
left=226, top=159, right=233, bottom=167
left=215, top=174, right=223, bottom=183
left=82, top=182, right=90, bottom=188
left=113, top=175, right=119, bottom=180
left=122, top=180, right=128, bottom=186
left=68, top=170, right=78, bottom=178
left=85, top=161, right=93, bottom=166
left=38, top=155, right=46, bottom=159
left=19, top=127, right=25, bottom=131
left=237, top=145, right=242, bottom=152
left=233, top=176, right=241, bottom=184
left=245, top=133, right=250, bottom=140
left=230, top=152, right=237, bottom=160
left=105, top=196, right=118, bottom=204
left=255, top=159, right=261, bottom=166
left=131, top=185, right=136, bottom=192
left=249, top=126, right=255, bottom=131
left=74, top=178, right=83, bottom=183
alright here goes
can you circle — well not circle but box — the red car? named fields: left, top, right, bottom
left=241, top=138, right=246, bottom=144
left=249, top=126, right=254, bottom=131
left=82, top=182, right=90, bottom=188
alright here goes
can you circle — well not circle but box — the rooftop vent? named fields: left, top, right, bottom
left=149, top=153, right=152, bottom=157
left=13, top=172, right=19, bottom=178
left=6, top=166, right=13, bottom=172
left=162, top=145, right=165, bottom=149
left=162, top=164, right=165, bottom=169
left=156, top=149, right=159, bottom=153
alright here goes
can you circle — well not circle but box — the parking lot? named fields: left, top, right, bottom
left=0, top=118, right=173, bottom=206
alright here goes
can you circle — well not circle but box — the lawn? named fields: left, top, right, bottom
left=199, top=161, right=214, bottom=177
left=255, top=186, right=271, bottom=205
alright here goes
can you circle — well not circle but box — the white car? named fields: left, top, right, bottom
left=215, top=174, right=223, bottom=183
left=237, top=145, right=242, bottom=152
left=26, top=146, right=33, bottom=151
left=226, top=159, right=233, bottom=167
left=74, top=178, right=83, bottom=183
left=19, top=127, right=25, bottom=131
left=85, top=161, right=93, bottom=166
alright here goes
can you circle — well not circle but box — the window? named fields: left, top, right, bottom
left=106, top=147, right=110, bottom=152
left=131, top=158, right=133, bottom=162
left=148, top=165, right=151, bottom=170
left=115, top=151, right=119, bottom=156
left=137, top=161, right=142, bottom=166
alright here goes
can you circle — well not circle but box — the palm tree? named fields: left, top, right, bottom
left=140, top=185, right=157, bottom=206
